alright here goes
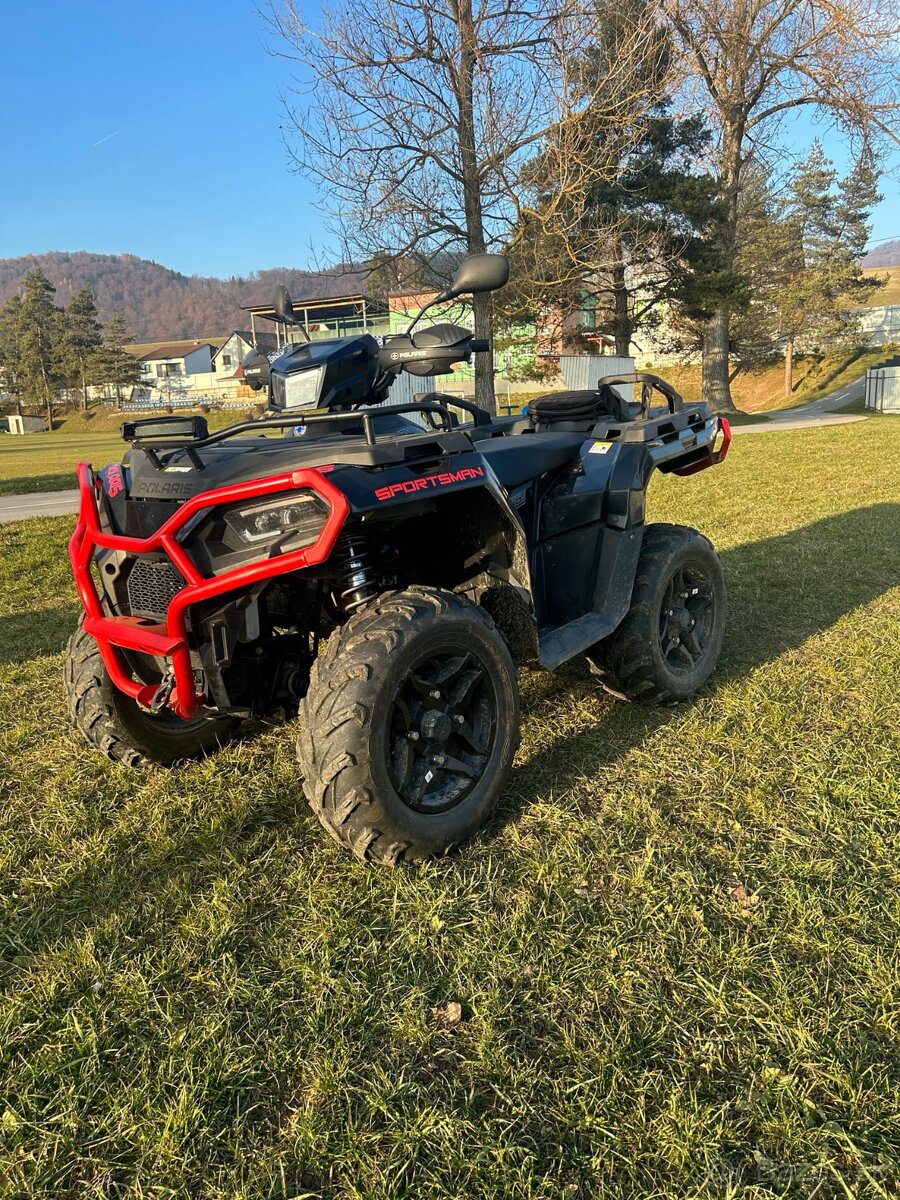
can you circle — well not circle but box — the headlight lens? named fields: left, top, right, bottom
left=280, top=366, right=324, bottom=410
left=224, top=491, right=328, bottom=546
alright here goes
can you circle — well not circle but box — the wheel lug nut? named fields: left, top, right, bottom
left=434, top=754, right=445, bottom=766
left=430, top=689, right=441, bottom=700
left=408, top=731, right=420, bottom=741
left=454, top=713, right=464, bottom=724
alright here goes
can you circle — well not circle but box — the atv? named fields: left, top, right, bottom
left=65, top=253, right=730, bottom=864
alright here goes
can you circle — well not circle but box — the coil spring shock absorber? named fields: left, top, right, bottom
left=337, top=535, right=378, bottom=612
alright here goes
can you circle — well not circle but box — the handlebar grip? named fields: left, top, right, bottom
left=470, top=339, right=490, bottom=353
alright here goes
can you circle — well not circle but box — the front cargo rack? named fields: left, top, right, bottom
left=124, top=400, right=481, bottom=472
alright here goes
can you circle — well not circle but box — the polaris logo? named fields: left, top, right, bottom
left=138, top=479, right=194, bottom=497
left=375, top=465, right=485, bottom=502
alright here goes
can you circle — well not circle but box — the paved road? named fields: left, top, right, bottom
left=731, top=413, right=866, bottom=435
left=730, top=372, right=869, bottom=435
left=0, top=489, right=80, bottom=524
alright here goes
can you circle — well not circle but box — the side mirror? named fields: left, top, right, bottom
left=273, top=285, right=296, bottom=325
left=445, top=253, right=510, bottom=299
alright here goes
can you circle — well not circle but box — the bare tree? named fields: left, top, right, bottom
left=666, top=0, right=900, bottom=410
left=268, top=0, right=658, bottom=412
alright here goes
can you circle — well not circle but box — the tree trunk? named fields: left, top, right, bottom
left=455, top=0, right=495, bottom=416
left=701, top=121, right=743, bottom=413
left=611, top=258, right=631, bottom=358
left=471, top=291, right=495, bottom=413
left=80, top=361, right=89, bottom=413
left=701, top=309, right=736, bottom=412
left=784, top=340, right=794, bottom=396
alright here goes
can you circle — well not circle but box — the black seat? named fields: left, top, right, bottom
left=477, top=431, right=585, bottom=489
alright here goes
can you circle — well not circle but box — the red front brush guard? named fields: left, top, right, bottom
left=69, top=463, right=349, bottom=719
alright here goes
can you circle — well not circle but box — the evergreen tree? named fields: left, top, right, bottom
left=18, top=269, right=65, bottom=426
left=776, top=143, right=884, bottom=393
left=97, top=314, right=141, bottom=404
left=0, top=295, right=26, bottom=416
left=728, top=162, right=797, bottom=380
left=509, top=2, right=733, bottom=357
left=63, top=286, right=103, bottom=413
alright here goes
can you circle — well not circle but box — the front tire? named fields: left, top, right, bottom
left=297, top=587, right=520, bottom=864
left=587, top=523, right=726, bottom=704
left=64, top=619, right=239, bottom=766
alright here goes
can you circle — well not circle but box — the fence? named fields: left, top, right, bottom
left=558, top=356, right=635, bottom=398
left=865, top=362, right=900, bottom=413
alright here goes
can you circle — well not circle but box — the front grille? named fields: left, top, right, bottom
left=126, top=558, right=185, bottom=618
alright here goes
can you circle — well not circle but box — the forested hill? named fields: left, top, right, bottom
left=861, top=239, right=900, bottom=269
left=0, top=252, right=366, bottom=340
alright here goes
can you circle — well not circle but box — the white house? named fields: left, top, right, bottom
left=137, top=342, right=216, bottom=383
left=212, top=331, right=280, bottom=375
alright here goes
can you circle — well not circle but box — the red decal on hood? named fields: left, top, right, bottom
left=105, top=465, right=125, bottom=498
left=375, top=465, right=485, bottom=502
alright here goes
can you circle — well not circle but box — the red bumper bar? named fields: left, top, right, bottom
left=69, top=462, right=349, bottom=719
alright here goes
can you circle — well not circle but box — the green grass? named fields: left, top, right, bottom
left=2, top=421, right=900, bottom=1197
left=1, top=409, right=266, bottom=495
left=0, top=433, right=125, bottom=496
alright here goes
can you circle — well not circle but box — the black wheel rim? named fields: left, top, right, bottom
left=658, top=562, right=717, bottom=675
left=387, top=646, right=498, bottom=814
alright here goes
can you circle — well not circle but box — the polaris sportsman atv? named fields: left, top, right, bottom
left=65, top=253, right=731, bottom=864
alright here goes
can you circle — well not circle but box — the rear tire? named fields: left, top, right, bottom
left=587, top=523, right=726, bottom=704
left=64, top=619, right=239, bottom=766
left=297, top=587, right=520, bottom=864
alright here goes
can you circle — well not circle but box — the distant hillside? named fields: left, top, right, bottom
left=0, top=252, right=367, bottom=341
left=861, top=239, right=900, bottom=269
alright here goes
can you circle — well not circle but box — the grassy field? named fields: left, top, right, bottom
left=0, top=408, right=263, bottom=496
left=651, top=347, right=894, bottom=415
left=0, top=433, right=126, bottom=497
left=1, top=420, right=899, bottom=1197
left=863, top=266, right=900, bottom=307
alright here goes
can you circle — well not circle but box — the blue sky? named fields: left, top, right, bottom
left=0, top=0, right=896, bottom=279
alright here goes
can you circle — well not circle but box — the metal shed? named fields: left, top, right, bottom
left=865, top=359, right=900, bottom=413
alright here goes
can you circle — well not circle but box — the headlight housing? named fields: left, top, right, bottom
left=279, top=366, right=324, bottom=410
left=223, top=491, right=329, bottom=546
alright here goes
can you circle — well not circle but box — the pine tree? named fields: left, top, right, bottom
left=97, top=314, right=141, bottom=404
left=509, top=2, right=733, bottom=358
left=728, top=162, right=798, bottom=382
left=63, top=286, right=103, bottom=413
left=18, top=268, right=65, bottom=426
left=776, top=143, right=884, bottom=393
left=0, top=295, right=26, bottom=416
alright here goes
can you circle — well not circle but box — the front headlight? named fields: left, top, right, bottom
left=224, top=491, right=328, bottom=546
left=281, top=366, right=324, bottom=410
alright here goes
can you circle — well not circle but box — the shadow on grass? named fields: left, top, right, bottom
left=2, top=504, right=898, bottom=979
left=0, top=606, right=81, bottom=665
left=501, top=501, right=900, bottom=818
